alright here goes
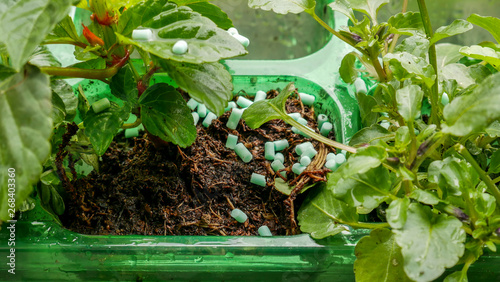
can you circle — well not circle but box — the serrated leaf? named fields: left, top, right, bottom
left=118, top=0, right=174, bottom=36
left=430, top=20, right=473, bottom=45
left=159, top=60, right=232, bottom=116
left=248, top=0, right=315, bottom=15
left=467, top=14, right=500, bottom=44
left=443, top=72, right=500, bottom=136
left=0, top=65, right=52, bottom=222
left=459, top=45, right=500, bottom=70
left=396, top=85, right=424, bottom=123
left=436, top=43, right=463, bottom=69
left=329, top=165, right=392, bottom=210
left=139, top=83, right=196, bottom=147
left=0, top=0, right=74, bottom=70
left=393, top=203, right=466, bottom=282
left=83, top=102, right=130, bottom=156
left=347, top=0, right=389, bottom=23
left=45, top=15, right=80, bottom=43
left=109, top=64, right=138, bottom=102
left=28, top=46, right=61, bottom=68
left=388, top=12, right=425, bottom=36
left=386, top=198, right=410, bottom=229
left=340, top=52, right=357, bottom=84
left=328, top=0, right=355, bottom=22
left=354, top=229, right=411, bottom=282
left=186, top=2, right=233, bottom=30
left=51, top=89, right=66, bottom=125
left=349, top=124, right=392, bottom=147
left=384, top=52, right=436, bottom=88
left=298, top=185, right=357, bottom=239
left=51, top=80, right=78, bottom=121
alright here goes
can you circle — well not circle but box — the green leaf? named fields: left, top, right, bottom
left=298, top=185, right=357, bottom=239
left=349, top=124, right=392, bottom=147
left=396, top=85, right=424, bottom=123
left=248, top=0, right=316, bottom=15
left=409, top=190, right=440, bottom=205
left=356, top=92, right=379, bottom=127
left=51, top=80, right=78, bottom=122
left=384, top=52, right=436, bottom=88
left=185, top=2, right=233, bottom=30
left=436, top=43, right=464, bottom=69
left=395, top=126, right=411, bottom=150
left=51, top=88, right=66, bottom=125
left=329, top=165, right=392, bottom=211
left=440, top=64, right=476, bottom=89
left=430, top=20, right=473, bottom=45
left=386, top=198, right=410, bottom=229
left=339, top=52, right=357, bottom=84
left=109, top=64, right=138, bottom=102
left=0, top=65, right=52, bottom=222
left=394, top=36, right=429, bottom=58
left=328, top=0, right=355, bottom=23
left=474, top=191, right=495, bottom=218
left=0, top=0, right=74, bottom=70
left=486, top=121, right=500, bottom=137
left=444, top=271, right=468, bottom=282
left=388, top=12, right=425, bottom=36
left=459, top=45, right=500, bottom=70
left=348, top=0, right=389, bottom=23
left=28, top=46, right=61, bottom=68
left=45, top=15, right=80, bottom=43
left=467, top=14, right=500, bottom=44
left=83, top=102, right=129, bottom=156
left=0, top=64, right=17, bottom=80
left=428, top=157, right=479, bottom=197
left=117, top=0, right=246, bottom=63
left=490, top=149, right=500, bottom=174
left=443, top=72, right=500, bottom=136
left=139, top=83, right=196, bottom=147
left=393, top=203, right=466, bottom=282
left=68, top=58, right=106, bottom=70
left=159, top=60, right=233, bottom=116
left=74, top=45, right=101, bottom=61
left=77, top=85, right=90, bottom=121
left=242, top=82, right=295, bottom=129
left=354, top=229, right=411, bottom=282
left=274, top=178, right=314, bottom=195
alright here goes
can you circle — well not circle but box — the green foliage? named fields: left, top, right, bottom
left=467, top=14, right=500, bottom=44
left=248, top=0, right=315, bottom=15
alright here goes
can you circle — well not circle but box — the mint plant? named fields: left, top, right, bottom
left=0, top=0, right=246, bottom=223
left=245, top=0, right=500, bottom=280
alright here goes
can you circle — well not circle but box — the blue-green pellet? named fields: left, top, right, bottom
left=187, top=98, right=199, bottom=110
left=301, top=148, right=318, bottom=159
left=254, top=90, right=267, bottom=102
left=300, top=156, right=311, bottom=166
left=299, top=126, right=313, bottom=137
left=380, top=121, right=390, bottom=129
left=291, top=126, right=301, bottom=135
left=326, top=152, right=336, bottom=161
left=274, top=139, right=289, bottom=151
left=297, top=117, right=308, bottom=126
left=226, top=134, right=238, bottom=149
left=224, top=101, right=237, bottom=112
left=202, top=112, right=217, bottom=128
left=265, top=142, right=275, bottom=160
left=299, top=92, right=315, bottom=106
left=132, top=29, right=153, bottom=41
left=235, top=143, right=252, bottom=163
left=354, top=77, right=367, bottom=94
left=250, top=173, right=266, bottom=187
left=231, top=208, right=247, bottom=223
left=197, top=104, right=207, bottom=118
left=233, top=34, right=250, bottom=47
left=92, top=98, right=110, bottom=113
left=340, top=150, right=347, bottom=156
left=441, top=93, right=449, bottom=105
left=227, top=27, right=238, bottom=36
left=227, top=108, right=244, bottom=130
left=274, top=152, right=285, bottom=163
left=292, top=163, right=306, bottom=175
left=172, top=40, right=188, bottom=55
left=317, top=114, right=328, bottom=129
left=192, top=112, right=200, bottom=125
left=271, top=160, right=286, bottom=178
left=287, top=112, right=301, bottom=121
left=295, top=142, right=314, bottom=155
left=335, top=153, right=346, bottom=165
left=320, top=122, right=333, bottom=136
left=125, top=128, right=139, bottom=138
left=325, top=159, right=338, bottom=170
left=258, top=225, right=272, bottom=237
left=236, top=96, right=253, bottom=108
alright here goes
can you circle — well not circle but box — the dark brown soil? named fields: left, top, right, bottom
left=60, top=89, right=336, bottom=236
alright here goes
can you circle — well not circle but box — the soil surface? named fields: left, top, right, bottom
left=60, top=89, right=336, bottom=236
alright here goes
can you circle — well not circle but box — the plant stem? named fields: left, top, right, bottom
left=493, top=176, right=500, bottom=184
left=309, top=11, right=363, bottom=53
left=42, top=40, right=88, bottom=49
left=417, top=0, right=440, bottom=126
left=284, top=116, right=357, bottom=154
left=456, top=144, right=500, bottom=207
left=313, top=203, right=390, bottom=229
left=411, top=134, right=446, bottom=170
left=40, top=65, right=120, bottom=79
left=370, top=53, right=388, bottom=82
left=122, top=118, right=141, bottom=129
